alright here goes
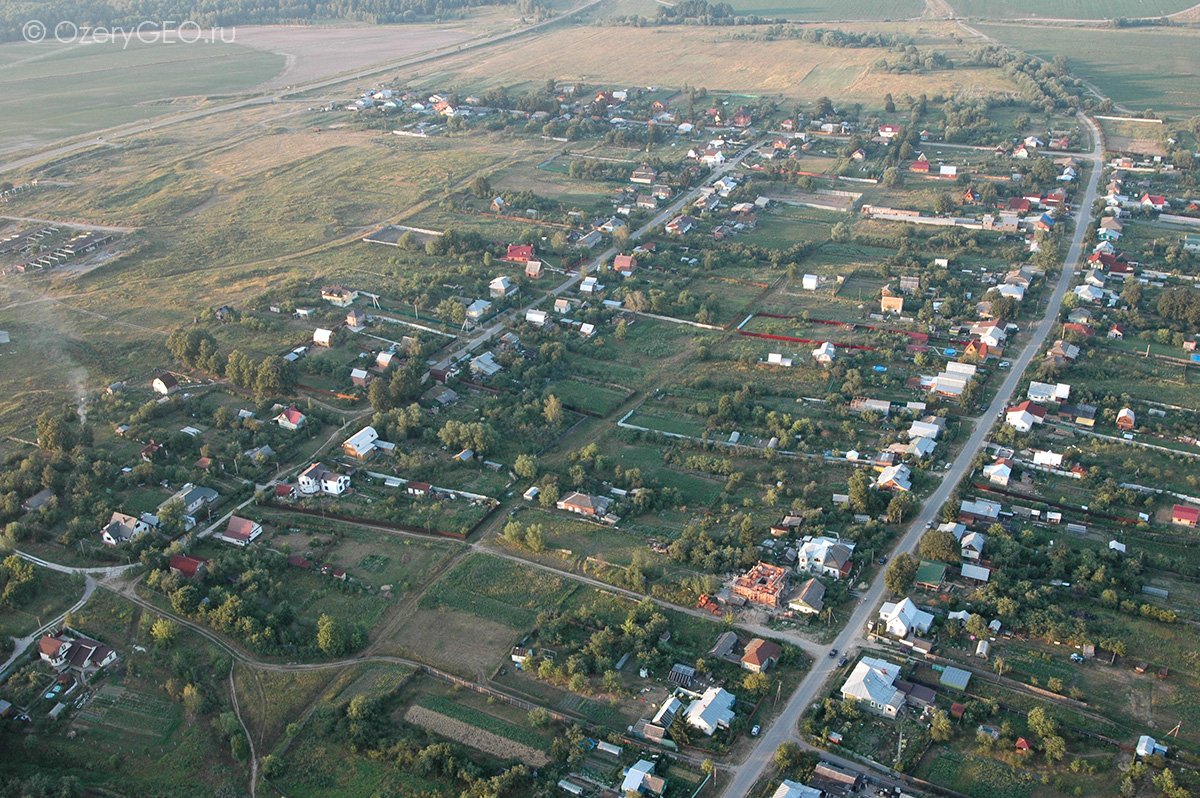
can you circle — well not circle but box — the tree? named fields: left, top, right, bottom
left=150, top=618, right=177, bottom=648
left=887, top=491, right=914, bottom=524
left=1043, top=734, right=1066, bottom=763
left=470, top=175, right=491, bottom=199
left=830, top=221, right=851, bottom=242
left=884, top=92, right=896, bottom=113
left=544, top=394, right=565, bottom=425
left=316, top=613, right=346, bottom=656
left=920, top=527, right=960, bottom=562
left=1027, top=706, right=1057, bottom=740
left=615, top=320, right=628, bottom=340
left=701, top=758, right=716, bottom=786
left=36, top=408, right=78, bottom=452
left=182, top=683, right=205, bottom=715
left=230, top=733, right=250, bottom=762
left=743, top=671, right=771, bottom=695
left=514, top=454, right=539, bottom=480
left=774, top=741, right=804, bottom=775
left=881, top=166, right=901, bottom=187
left=934, top=192, right=955, bottom=215
left=525, top=524, right=547, bottom=553
left=930, top=709, right=953, bottom=741
left=884, top=553, right=918, bottom=594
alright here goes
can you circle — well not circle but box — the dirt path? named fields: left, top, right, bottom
left=228, top=664, right=259, bottom=798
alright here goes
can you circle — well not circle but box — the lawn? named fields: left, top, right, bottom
left=976, top=23, right=1200, bottom=115
left=0, top=38, right=283, bottom=152
left=545, top=378, right=633, bottom=417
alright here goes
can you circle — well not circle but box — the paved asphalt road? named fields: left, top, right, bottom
left=718, top=113, right=1104, bottom=797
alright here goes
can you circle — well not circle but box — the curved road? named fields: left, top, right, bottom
left=719, top=113, right=1104, bottom=797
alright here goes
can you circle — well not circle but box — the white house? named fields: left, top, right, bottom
left=275, top=406, right=306, bottom=430
left=841, top=657, right=906, bottom=717
left=802, top=274, right=819, bottom=291
left=812, top=342, right=836, bottom=365
left=313, top=328, right=334, bottom=347
left=1032, top=450, right=1064, bottom=467
left=772, top=781, right=823, bottom=798
left=525, top=309, right=549, bottom=327
left=960, top=531, right=987, bottom=561
left=796, top=536, right=855, bottom=579
left=983, top=461, right=1011, bottom=487
left=876, top=463, right=912, bottom=492
left=907, top=420, right=942, bottom=440
left=151, top=374, right=178, bottom=396
left=465, top=299, right=492, bottom=321
left=297, top=462, right=349, bottom=496
left=1027, top=381, right=1070, bottom=403
left=343, top=426, right=381, bottom=460
left=489, top=276, right=517, bottom=298
left=101, top=512, right=151, bottom=546
left=684, top=687, right=736, bottom=736
left=879, top=597, right=933, bottom=637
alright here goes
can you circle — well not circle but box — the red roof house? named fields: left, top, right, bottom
left=506, top=244, right=534, bottom=263
left=740, top=638, right=783, bottom=673
left=168, top=553, right=208, bottom=579
left=1172, top=505, right=1200, bottom=527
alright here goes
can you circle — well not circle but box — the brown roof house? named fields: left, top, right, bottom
left=220, top=516, right=262, bottom=547
left=741, top=638, right=783, bottom=673
left=557, top=491, right=611, bottom=517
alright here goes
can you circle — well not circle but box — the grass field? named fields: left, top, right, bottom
left=721, top=0, right=923, bottom=17
left=953, top=0, right=1196, bottom=18
left=0, top=39, right=283, bottom=152
left=976, top=23, right=1200, bottom=115
left=419, top=554, right=579, bottom=629
left=546, top=378, right=633, bottom=416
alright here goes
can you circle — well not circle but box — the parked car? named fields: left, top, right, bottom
left=829, top=648, right=838, bottom=658
left=751, top=725, right=761, bottom=736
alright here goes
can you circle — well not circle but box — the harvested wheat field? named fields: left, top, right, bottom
left=425, top=25, right=1014, bottom=102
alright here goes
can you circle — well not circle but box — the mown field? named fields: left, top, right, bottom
left=976, top=23, right=1200, bottom=115
left=0, top=38, right=283, bottom=152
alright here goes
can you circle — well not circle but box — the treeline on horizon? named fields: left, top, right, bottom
left=0, top=0, right=517, bottom=41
